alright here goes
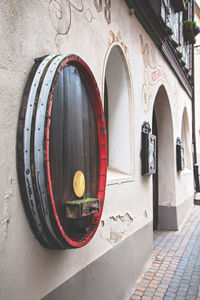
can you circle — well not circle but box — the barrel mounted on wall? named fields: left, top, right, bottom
left=141, top=121, right=157, bottom=176
left=17, top=54, right=107, bottom=249
left=176, top=137, right=184, bottom=171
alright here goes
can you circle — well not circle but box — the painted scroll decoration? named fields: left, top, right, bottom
left=49, top=0, right=84, bottom=36
left=108, top=30, right=129, bottom=55
left=48, top=0, right=111, bottom=39
left=140, top=35, right=172, bottom=113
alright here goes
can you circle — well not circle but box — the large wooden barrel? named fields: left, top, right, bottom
left=17, top=55, right=107, bottom=249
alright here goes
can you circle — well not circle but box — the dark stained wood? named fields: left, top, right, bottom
left=87, top=82, right=99, bottom=197
left=49, top=64, right=99, bottom=237
left=81, top=77, right=91, bottom=197
left=104, top=80, right=109, bottom=166
left=67, top=66, right=85, bottom=197
left=153, top=110, right=158, bottom=231
left=49, top=69, right=64, bottom=217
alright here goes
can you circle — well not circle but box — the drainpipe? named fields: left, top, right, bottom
left=192, top=44, right=199, bottom=192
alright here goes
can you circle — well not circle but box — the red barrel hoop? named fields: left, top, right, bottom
left=17, top=54, right=107, bottom=249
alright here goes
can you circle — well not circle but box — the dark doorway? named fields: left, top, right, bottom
left=152, top=109, right=158, bottom=230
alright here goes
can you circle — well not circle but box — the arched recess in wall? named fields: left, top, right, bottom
left=104, top=45, right=133, bottom=183
left=181, top=107, right=192, bottom=170
left=152, top=85, right=176, bottom=230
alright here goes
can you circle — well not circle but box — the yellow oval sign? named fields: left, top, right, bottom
left=73, top=170, right=85, bottom=198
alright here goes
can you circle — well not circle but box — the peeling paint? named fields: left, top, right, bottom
left=0, top=195, right=11, bottom=243
left=100, top=213, right=134, bottom=245
left=0, top=176, right=13, bottom=247
left=143, top=210, right=148, bottom=218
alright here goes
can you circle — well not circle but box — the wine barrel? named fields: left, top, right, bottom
left=17, top=55, right=107, bottom=249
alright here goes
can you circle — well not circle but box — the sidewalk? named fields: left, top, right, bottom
left=130, top=205, right=200, bottom=300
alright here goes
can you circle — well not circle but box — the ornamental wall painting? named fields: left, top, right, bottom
left=140, top=35, right=172, bottom=113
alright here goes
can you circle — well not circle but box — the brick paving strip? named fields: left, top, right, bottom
left=130, top=206, right=200, bottom=300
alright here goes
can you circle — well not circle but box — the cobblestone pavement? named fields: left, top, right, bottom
left=130, top=205, right=200, bottom=300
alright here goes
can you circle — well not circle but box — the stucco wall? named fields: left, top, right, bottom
left=0, top=1, right=194, bottom=299
left=195, top=3, right=200, bottom=163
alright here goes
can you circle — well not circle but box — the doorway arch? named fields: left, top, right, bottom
left=152, top=85, right=176, bottom=230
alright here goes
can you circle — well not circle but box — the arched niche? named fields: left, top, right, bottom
left=181, top=107, right=192, bottom=170
left=104, top=45, right=133, bottom=183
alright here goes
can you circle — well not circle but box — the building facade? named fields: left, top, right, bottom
left=0, top=1, right=196, bottom=299
left=195, top=0, right=200, bottom=167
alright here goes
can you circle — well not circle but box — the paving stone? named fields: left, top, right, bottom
left=153, top=276, right=162, bottom=281
left=165, top=274, right=173, bottom=279
left=130, top=295, right=141, bottom=300
left=141, top=296, right=152, bottom=300
left=160, top=266, right=168, bottom=271
left=159, top=284, right=169, bottom=289
left=188, top=287, right=198, bottom=294
left=166, top=270, right=174, bottom=275
left=150, top=280, right=160, bottom=285
left=181, top=279, right=190, bottom=285
left=135, top=290, right=144, bottom=296
left=154, top=291, right=165, bottom=297
left=155, top=273, right=163, bottom=278
left=161, top=279, right=171, bottom=285
left=167, top=288, right=177, bottom=294
left=176, top=290, right=187, bottom=296
left=178, top=287, right=187, bottom=293
left=164, top=294, right=175, bottom=299
left=149, top=283, right=158, bottom=289
left=129, top=207, right=200, bottom=300
left=140, top=282, right=149, bottom=288
left=144, top=275, right=153, bottom=280
left=154, top=260, right=162, bottom=264
left=146, top=272, right=155, bottom=277
left=186, top=295, right=197, bottom=300
left=141, top=279, right=150, bottom=284
left=144, top=291, right=154, bottom=297
left=175, top=271, right=184, bottom=276
left=146, top=287, right=156, bottom=293
left=175, top=295, right=186, bottom=300
left=168, top=283, right=179, bottom=289
left=157, top=287, right=167, bottom=293
left=179, top=283, right=189, bottom=289
left=157, top=269, right=165, bottom=274
left=136, top=286, right=146, bottom=292
left=157, top=256, right=164, bottom=260
left=148, top=269, right=157, bottom=273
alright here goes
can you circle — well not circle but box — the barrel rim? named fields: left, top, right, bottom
left=45, top=54, right=107, bottom=248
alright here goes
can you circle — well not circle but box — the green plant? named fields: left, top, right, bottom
left=184, top=20, right=200, bottom=36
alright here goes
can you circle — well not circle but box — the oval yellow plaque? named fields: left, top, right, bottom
left=73, top=170, right=85, bottom=198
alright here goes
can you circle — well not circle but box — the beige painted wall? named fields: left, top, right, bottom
left=0, top=1, right=194, bottom=299
left=195, top=3, right=200, bottom=163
